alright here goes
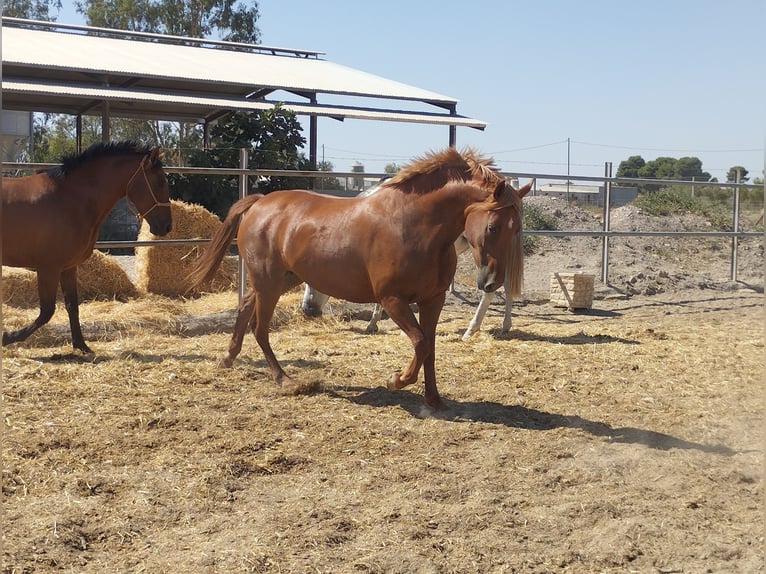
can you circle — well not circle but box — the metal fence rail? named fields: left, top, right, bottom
left=4, top=158, right=763, bottom=287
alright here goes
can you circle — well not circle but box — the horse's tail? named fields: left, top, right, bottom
left=187, top=194, right=263, bottom=289
left=506, top=229, right=524, bottom=297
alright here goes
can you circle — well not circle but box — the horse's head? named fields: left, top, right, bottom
left=463, top=178, right=533, bottom=292
left=127, top=147, right=173, bottom=236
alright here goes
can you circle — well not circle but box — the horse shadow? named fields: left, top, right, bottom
left=476, top=328, right=639, bottom=345
left=326, top=385, right=738, bottom=456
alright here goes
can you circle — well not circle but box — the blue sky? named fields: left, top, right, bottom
left=56, top=1, right=764, bottom=182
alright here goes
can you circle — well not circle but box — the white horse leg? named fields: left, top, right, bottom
left=462, top=291, right=494, bottom=340
left=502, top=293, right=514, bottom=333
left=365, top=303, right=384, bottom=333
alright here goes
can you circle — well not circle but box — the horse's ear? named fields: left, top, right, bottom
left=150, top=147, right=163, bottom=163
left=492, top=180, right=507, bottom=202
left=516, top=179, right=534, bottom=198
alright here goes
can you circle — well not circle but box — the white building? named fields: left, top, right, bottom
left=534, top=183, right=637, bottom=207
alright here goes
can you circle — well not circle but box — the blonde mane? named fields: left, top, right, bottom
left=385, top=147, right=505, bottom=194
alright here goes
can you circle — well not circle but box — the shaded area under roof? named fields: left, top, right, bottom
left=1, top=18, right=486, bottom=130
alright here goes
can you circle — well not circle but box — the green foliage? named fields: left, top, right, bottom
left=726, top=166, right=749, bottom=183
left=3, top=0, right=61, bottom=19
left=522, top=203, right=558, bottom=254
left=615, top=155, right=645, bottom=178
left=634, top=186, right=731, bottom=230
left=315, top=160, right=341, bottom=191
left=169, top=106, right=308, bottom=218
left=75, top=0, right=260, bottom=42
left=617, top=155, right=712, bottom=193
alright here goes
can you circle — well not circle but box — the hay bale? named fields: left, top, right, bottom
left=2, top=251, right=137, bottom=308
left=135, top=200, right=237, bottom=296
left=1, top=267, right=39, bottom=308
left=549, top=272, right=595, bottom=309
left=78, top=250, right=138, bottom=300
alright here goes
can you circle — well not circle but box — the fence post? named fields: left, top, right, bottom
left=238, top=148, right=248, bottom=304
left=730, top=168, right=741, bottom=281
left=601, top=162, right=612, bottom=284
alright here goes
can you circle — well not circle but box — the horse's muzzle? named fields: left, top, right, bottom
left=301, top=303, right=324, bottom=317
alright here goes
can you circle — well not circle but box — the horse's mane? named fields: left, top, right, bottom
left=385, top=147, right=504, bottom=194
left=47, top=141, right=158, bottom=178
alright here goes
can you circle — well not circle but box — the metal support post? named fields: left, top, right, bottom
left=601, top=162, right=612, bottom=284
left=730, top=169, right=741, bottom=281
left=238, top=148, right=248, bottom=304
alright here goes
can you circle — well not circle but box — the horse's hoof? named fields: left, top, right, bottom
left=387, top=372, right=409, bottom=390
left=217, top=356, right=234, bottom=368
left=461, top=329, right=477, bottom=341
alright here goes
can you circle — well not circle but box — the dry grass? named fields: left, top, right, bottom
left=2, top=286, right=763, bottom=573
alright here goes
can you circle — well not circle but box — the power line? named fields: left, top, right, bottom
left=570, top=140, right=763, bottom=154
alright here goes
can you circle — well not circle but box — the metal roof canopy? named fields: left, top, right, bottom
left=1, top=18, right=486, bottom=163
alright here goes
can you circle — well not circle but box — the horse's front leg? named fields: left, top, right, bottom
left=60, top=267, right=91, bottom=353
left=381, top=293, right=446, bottom=410
left=2, top=268, right=59, bottom=347
left=501, top=293, right=514, bottom=333
left=365, top=303, right=384, bottom=334
left=462, top=291, right=494, bottom=340
left=412, top=293, right=446, bottom=410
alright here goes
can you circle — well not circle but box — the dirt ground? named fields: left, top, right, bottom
left=2, top=198, right=764, bottom=573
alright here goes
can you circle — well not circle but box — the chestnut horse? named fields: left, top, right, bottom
left=301, top=181, right=526, bottom=339
left=2, top=141, right=172, bottom=353
left=188, top=148, right=530, bottom=409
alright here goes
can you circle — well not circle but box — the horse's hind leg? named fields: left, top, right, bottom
left=219, top=289, right=256, bottom=367
left=2, top=269, right=59, bottom=347
left=60, top=267, right=91, bottom=353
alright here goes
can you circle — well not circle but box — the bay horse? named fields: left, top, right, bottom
left=2, top=141, right=172, bottom=353
left=188, top=148, right=531, bottom=410
left=301, top=181, right=526, bottom=339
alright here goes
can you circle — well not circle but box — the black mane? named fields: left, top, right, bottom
left=47, top=141, right=156, bottom=178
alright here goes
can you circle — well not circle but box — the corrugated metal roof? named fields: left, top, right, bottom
left=2, top=79, right=485, bottom=127
left=1, top=19, right=485, bottom=129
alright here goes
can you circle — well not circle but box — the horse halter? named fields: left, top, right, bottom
left=125, top=155, right=171, bottom=221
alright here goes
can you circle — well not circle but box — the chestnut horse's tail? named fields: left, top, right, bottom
left=187, top=194, right=263, bottom=289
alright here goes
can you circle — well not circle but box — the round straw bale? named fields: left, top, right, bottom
left=134, top=200, right=237, bottom=296
left=1, top=267, right=39, bottom=308
left=78, top=249, right=138, bottom=300
left=2, top=251, right=136, bottom=308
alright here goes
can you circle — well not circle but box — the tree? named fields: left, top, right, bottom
left=3, top=0, right=62, bottom=19
left=726, top=166, right=749, bottom=183
left=384, top=162, right=401, bottom=174
left=619, top=155, right=714, bottom=193
left=675, top=157, right=711, bottom=182
left=616, top=155, right=645, bottom=179
left=170, top=106, right=309, bottom=217
left=75, top=0, right=260, bottom=42
left=315, top=160, right=341, bottom=191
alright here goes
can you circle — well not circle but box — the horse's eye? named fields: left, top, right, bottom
left=487, top=223, right=498, bottom=234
